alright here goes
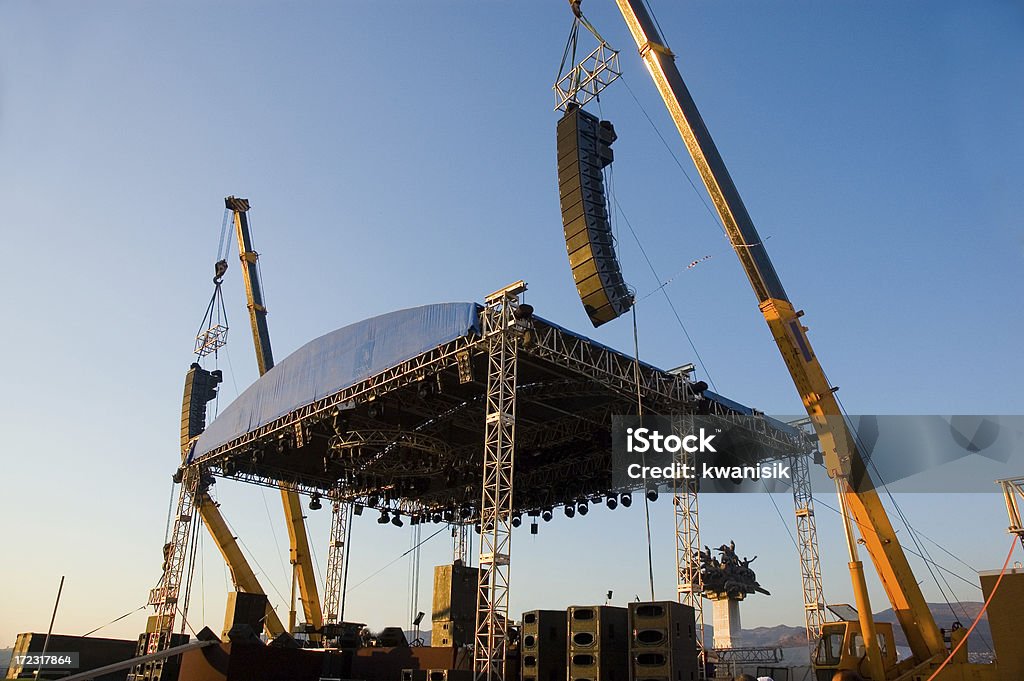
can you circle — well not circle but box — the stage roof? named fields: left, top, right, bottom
left=187, top=303, right=808, bottom=516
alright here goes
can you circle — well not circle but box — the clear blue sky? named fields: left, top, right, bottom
left=1, top=0, right=1022, bottom=652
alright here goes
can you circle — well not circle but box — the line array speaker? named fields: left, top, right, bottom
left=557, top=105, right=632, bottom=327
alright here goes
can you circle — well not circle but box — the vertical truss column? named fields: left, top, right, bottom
left=475, top=282, right=526, bottom=681
left=131, top=468, right=200, bottom=681
left=672, top=414, right=705, bottom=679
left=323, top=494, right=352, bottom=624
left=454, top=523, right=471, bottom=565
left=790, top=451, right=826, bottom=649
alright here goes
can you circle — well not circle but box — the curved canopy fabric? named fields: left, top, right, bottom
left=191, top=302, right=480, bottom=461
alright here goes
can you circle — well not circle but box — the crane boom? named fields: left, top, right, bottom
left=226, top=196, right=324, bottom=635
left=612, top=0, right=947, bottom=670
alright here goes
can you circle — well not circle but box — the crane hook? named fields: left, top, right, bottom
left=214, top=259, right=228, bottom=284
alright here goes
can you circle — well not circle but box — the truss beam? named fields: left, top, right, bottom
left=474, top=283, right=526, bottom=681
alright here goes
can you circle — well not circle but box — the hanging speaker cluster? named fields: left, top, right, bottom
left=557, top=105, right=632, bottom=327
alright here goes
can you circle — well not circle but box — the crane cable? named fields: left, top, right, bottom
left=924, top=536, right=1017, bottom=681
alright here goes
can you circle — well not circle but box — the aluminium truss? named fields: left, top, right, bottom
left=474, top=282, right=527, bottom=681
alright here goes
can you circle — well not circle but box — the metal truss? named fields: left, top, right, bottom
left=191, top=331, right=486, bottom=465
left=554, top=41, right=621, bottom=112
left=672, top=414, right=705, bottom=680
left=529, top=320, right=690, bottom=407
left=130, top=468, right=200, bottom=680
left=790, top=450, right=826, bottom=650
left=474, top=282, right=527, bottom=681
left=454, top=523, right=471, bottom=565
left=712, top=646, right=782, bottom=663
left=323, top=493, right=352, bottom=624
left=998, top=476, right=1024, bottom=549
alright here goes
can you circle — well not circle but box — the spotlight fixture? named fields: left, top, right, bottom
left=646, top=488, right=659, bottom=502
left=391, top=514, right=404, bottom=527
left=590, top=494, right=603, bottom=504
left=459, top=506, right=472, bottom=520
left=308, top=494, right=322, bottom=511
left=577, top=502, right=589, bottom=516
left=564, top=505, right=576, bottom=519
left=606, top=497, right=618, bottom=510
left=354, top=504, right=364, bottom=516
left=367, top=403, right=381, bottom=419
left=514, top=303, right=535, bottom=321
left=511, top=515, right=522, bottom=528
left=620, top=493, right=632, bottom=508
left=369, top=495, right=380, bottom=507
left=411, top=515, right=420, bottom=526
left=378, top=510, right=390, bottom=524
left=417, top=381, right=432, bottom=399
left=530, top=522, right=538, bottom=535
left=541, top=509, right=553, bottom=522
left=474, top=523, right=481, bottom=534
left=433, top=513, right=443, bottom=524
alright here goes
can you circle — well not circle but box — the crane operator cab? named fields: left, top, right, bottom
left=814, top=620, right=897, bottom=681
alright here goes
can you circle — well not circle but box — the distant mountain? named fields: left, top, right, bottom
left=713, top=602, right=991, bottom=651
left=874, top=602, right=991, bottom=650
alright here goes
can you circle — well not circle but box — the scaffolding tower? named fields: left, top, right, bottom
left=673, top=414, right=706, bottom=679
left=474, top=282, right=527, bottom=681
left=323, top=493, right=352, bottom=623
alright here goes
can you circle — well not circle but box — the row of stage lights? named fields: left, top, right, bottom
left=306, top=489, right=662, bottom=531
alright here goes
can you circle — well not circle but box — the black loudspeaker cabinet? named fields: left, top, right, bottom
left=556, top=105, right=632, bottom=327
left=521, top=610, right=568, bottom=681
left=627, top=601, right=698, bottom=681
left=567, top=605, right=629, bottom=681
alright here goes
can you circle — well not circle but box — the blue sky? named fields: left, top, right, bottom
left=1, top=0, right=1022, bottom=652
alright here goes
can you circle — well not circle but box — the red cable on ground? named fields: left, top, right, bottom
left=924, top=536, right=1018, bottom=681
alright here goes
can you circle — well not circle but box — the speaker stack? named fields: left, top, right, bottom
left=567, top=605, right=629, bottom=681
left=556, top=105, right=632, bottom=327
left=431, top=563, right=480, bottom=647
left=627, top=602, right=698, bottom=681
left=521, top=610, right=568, bottom=681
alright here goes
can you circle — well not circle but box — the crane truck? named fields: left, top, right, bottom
left=610, top=1, right=1003, bottom=679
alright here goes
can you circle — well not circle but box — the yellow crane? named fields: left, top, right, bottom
left=224, top=196, right=324, bottom=637
left=610, top=2, right=998, bottom=678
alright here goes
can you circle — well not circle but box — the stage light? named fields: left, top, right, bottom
left=417, top=381, right=432, bottom=399
left=606, top=497, right=618, bottom=510
left=577, top=503, right=589, bottom=516
left=433, top=513, right=443, bottom=524
left=474, top=523, right=481, bottom=534
left=378, top=510, right=390, bottom=524
left=354, top=504, right=364, bottom=516
left=620, top=493, right=632, bottom=508
left=564, top=505, right=576, bottom=519
left=530, top=522, right=538, bottom=535
left=309, top=494, right=322, bottom=511
left=391, top=514, right=404, bottom=527
left=459, top=506, right=472, bottom=519
left=369, top=495, right=380, bottom=507
left=646, top=488, right=659, bottom=502
left=541, top=509, right=553, bottom=522
left=514, top=303, right=534, bottom=321
left=512, top=515, right=522, bottom=528
left=411, top=515, right=420, bottom=526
